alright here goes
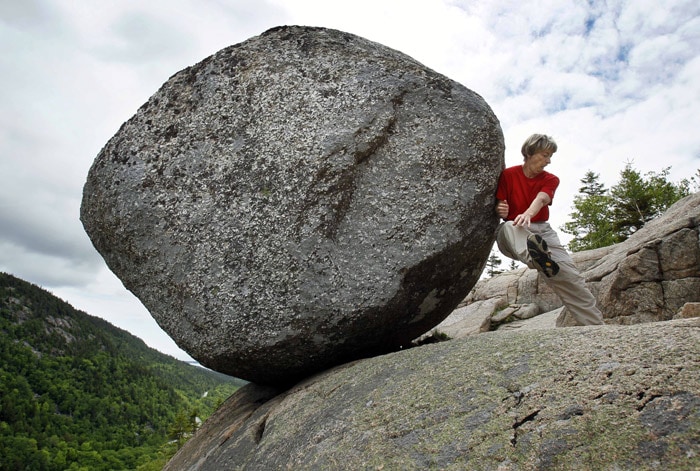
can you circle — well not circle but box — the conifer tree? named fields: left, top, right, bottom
left=561, top=171, right=616, bottom=251
left=610, top=164, right=690, bottom=239
left=562, top=163, right=692, bottom=251
left=485, top=252, right=503, bottom=277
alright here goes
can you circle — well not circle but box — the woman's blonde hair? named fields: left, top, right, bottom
left=521, top=134, right=557, bottom=160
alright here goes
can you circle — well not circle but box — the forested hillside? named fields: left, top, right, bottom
left=0, top=272, right=244, bottom=470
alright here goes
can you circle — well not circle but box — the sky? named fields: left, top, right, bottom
left=1, top=0, right=699, bottom=361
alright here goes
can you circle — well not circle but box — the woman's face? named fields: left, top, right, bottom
left=525, top=149, right=553, bottom=175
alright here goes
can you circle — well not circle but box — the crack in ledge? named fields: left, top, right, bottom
left=510, top=409, right=540, bottom=446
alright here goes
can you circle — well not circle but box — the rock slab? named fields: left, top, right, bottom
left=81, top=26, right=504, bottom=385
left=165, top=318, right=700, bottom=470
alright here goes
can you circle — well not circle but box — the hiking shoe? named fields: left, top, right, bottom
left=527, top=234, right=559, bottom=277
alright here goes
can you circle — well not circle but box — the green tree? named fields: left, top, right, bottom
left=562, top=163, right=692, bottom=252
left=485, top=252, right=503, bottom=277
left=0, top=272, right=243, bottom=471
left=692, top=169, right=700, bottom=191
left=167, top=409, right=198, bottom=450
left=561, top=171, right=617, bottom=251
left=579, top=169, right=606, bottom=196
left=610, top=163, right=690, bottom=240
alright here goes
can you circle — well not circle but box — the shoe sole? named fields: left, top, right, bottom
left=527, top=234, right=560, bottom=277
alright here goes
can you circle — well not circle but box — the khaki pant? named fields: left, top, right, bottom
left=496, top=221, right=604, bottom=326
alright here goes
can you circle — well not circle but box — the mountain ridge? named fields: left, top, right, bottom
left=0, top=271, right=243, bottom=470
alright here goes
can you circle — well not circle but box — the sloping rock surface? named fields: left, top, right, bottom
left=165, top=318, right=700, bottom=470
left=433, top=192, right=700, bottom=336
left=585, top=191, right=700, bottom=324
left=80, top=26, right=504, bottom=385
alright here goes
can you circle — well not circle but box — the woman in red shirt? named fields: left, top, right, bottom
left=494, top=134, right=604, bottom=326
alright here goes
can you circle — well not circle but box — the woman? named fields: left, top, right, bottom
left=494, top=133, right=604, bottom=326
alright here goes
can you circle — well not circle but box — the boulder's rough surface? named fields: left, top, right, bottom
left=431, top=192, right=700, bottom=336
left=80, top=26, right=504, bottom=385
left=165, top=318, right=700, bottom=470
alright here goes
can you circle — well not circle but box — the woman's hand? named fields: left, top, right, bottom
left=513, top=192, right=550, bottom=227
left=496, top=200, right=509, bottom=219
left=513, top=212, right=532, bottom=227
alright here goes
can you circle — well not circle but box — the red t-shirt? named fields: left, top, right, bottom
left=496, top=165, right=559, bottom=222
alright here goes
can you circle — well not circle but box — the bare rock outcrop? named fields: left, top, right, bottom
left=585, top=191, right=700, bottom=324
left=431, top=192, right=700, bottom=337
left=165, top=318, right=700, bottom=470
left=80, top=26, right=504, bottom=385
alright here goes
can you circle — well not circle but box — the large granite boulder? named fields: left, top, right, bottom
left=164, top=318, right=700, bottom=470
left=80, top=26, right=504, bottom=385
left=429, top=192, right=700, bottom=336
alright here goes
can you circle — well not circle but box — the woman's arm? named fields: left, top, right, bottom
left=513, top=191, right=551, bottom=227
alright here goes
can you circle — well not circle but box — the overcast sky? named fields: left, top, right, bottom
left=1, top=0, right=699, bottom=361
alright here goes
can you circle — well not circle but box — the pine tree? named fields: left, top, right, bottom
left=579, top=170, right=606, bottom=196
left=562, top=164, right=692, bottom=252
left=486, top=252, right=503, bottom=277
left=610, top=163, right=690, bottom=239
left=561, top=171, right=617, bottom=251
